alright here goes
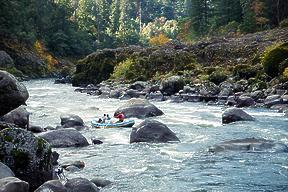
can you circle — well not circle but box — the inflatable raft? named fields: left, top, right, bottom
left=91, top=119, right=135, bottom=128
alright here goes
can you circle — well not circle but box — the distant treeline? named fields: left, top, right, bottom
left=0, top=0, right=287, bottom=56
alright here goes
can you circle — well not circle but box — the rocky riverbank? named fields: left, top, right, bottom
left=72, top=76, right=288, bottom=116
left=1, top=72, right=288, bottom=192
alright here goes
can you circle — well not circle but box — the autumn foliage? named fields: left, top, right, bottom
left=149, top=33, right=170, bottom=46
left=34, top=40, right=58, bottom=71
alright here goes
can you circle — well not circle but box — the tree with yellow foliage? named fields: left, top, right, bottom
left=149, top=33, right=170, bottom=46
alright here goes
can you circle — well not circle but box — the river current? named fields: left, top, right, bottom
left=24, top=79, right=288, bottom=192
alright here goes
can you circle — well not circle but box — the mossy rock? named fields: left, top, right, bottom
left=0, top=128, right=53, bottom=191
left=208, top=70, right=228, bottom=85
left=233, top=64, right=258, bottom=79
left=261, top=43, right=288, bottom=78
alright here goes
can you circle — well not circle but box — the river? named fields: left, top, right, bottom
left=24, top=79, right=288, bottom=192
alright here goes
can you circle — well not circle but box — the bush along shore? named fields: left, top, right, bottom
left=70, top=28, right=288, bottom=114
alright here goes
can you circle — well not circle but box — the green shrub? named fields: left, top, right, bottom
left=233, top=64, right=258, bottom=79
left=111, top=58, right=140, bottom=81
left=261, top=43, right=288, bottom=78
left=208, top=70, right=228, bottom=85
left=60, top=66, right=72, bottom=77
left=0, top=67, right=24, bottom=77
left=203, top=67, right=217, bottom=75
left=280, top=18, right=288, bottom=28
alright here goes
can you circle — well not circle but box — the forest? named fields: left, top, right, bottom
left=1, top=0, right=288, bottom=57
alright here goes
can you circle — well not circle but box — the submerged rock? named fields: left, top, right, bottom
left=64, top=178, right=99, bottom=192
left=90, top=178, right=112, bottom=188
left=130, top=120, right=180, bottom=143
left=0, top=177, right=29, bottom=192
left=39, top=129, right=89, bottom=148
left=0, top=162, right=15, bottom=179
left=222, top=107, right=255, bottom=124
left=61, top=160, right=85, bottom=169
left=0, top=71, right=29, bottom=116
left=209, top=138, right=288, bottom=153
left=114, top=98, right=164, bottom=118
left=0, top=128, right=53, bottom=191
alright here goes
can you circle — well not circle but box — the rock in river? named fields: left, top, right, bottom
left=0, top=106, right=30, bottom=129
left=0, top=162, right=15, bottom=179
left=60, top=114, right=85, bottom=129
left=130, top=120, right=180, bottom=143
left=0, top=128, right=53, bottom=191
left=65, top=178, right=99, bottom=192
left=222, top=107, right=255, bottom=124
left=39, top=128, right=89, bottom=148
left=0, top=71, right=29, bottom=117
left=0, top=177, right=29, bottom=192
left=209, top=138, right=288, bottom=153
left=114, top=98, right=164, bottom=118
left=34, top=180, right=67, bottom=192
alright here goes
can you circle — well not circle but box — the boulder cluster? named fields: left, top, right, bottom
left=73, top=76, right=288, bottom=114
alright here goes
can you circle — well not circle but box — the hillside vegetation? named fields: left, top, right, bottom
left=72, top=27, right=288, bottom=87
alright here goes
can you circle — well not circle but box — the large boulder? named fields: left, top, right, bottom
left=39, top=129, right=89, bottom=148
left=209, top=138, right=288, bottom=153
left=129, top=81, right=147, bottom=91
left=160, top=76, right=185, bottom=96
left=0, top=128, right=53, bottom=191
left=0, top=162, right=14, bottom=179
left=64, top=178, right=99, bottom=192
left=0, top=177, right=29, bottom=192
left=114, top=98, right=164, bottom=118
left=34, top=180, right=67, bottom=192
left=236, top=96, right=256, bottom=108
left=130, top=120, right=180, bottom=143
left=0, top=71, right=29, bottom=116
left=0, top=51, right=14, bottom=68
left=0, top=106, right=29, bottom=129
left=199, top=82, right=220, bottom=96
left=60, top=114, right=85, bottom=129
left=222, top=107, right=255, bottom=124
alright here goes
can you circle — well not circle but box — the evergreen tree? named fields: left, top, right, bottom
left=189, top=0, right=210, bottom=37
left=240, top=0, right=257, bottom=33
left=110, top=0, right=121, bottom=34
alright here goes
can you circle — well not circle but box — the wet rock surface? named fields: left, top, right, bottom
left=0, top=128, right=53, bottom=191
left=39, top=129, right=89, bottom=148
left=130, top=120, right=180, bottom=143
left=114, top=98, right=164, bottom=118
left=0, top=71, right=29, bottom=116
left=222, top=108, right=255, bottom=124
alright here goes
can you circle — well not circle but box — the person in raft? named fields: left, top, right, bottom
left=115, top=113, right=125, bottom=122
